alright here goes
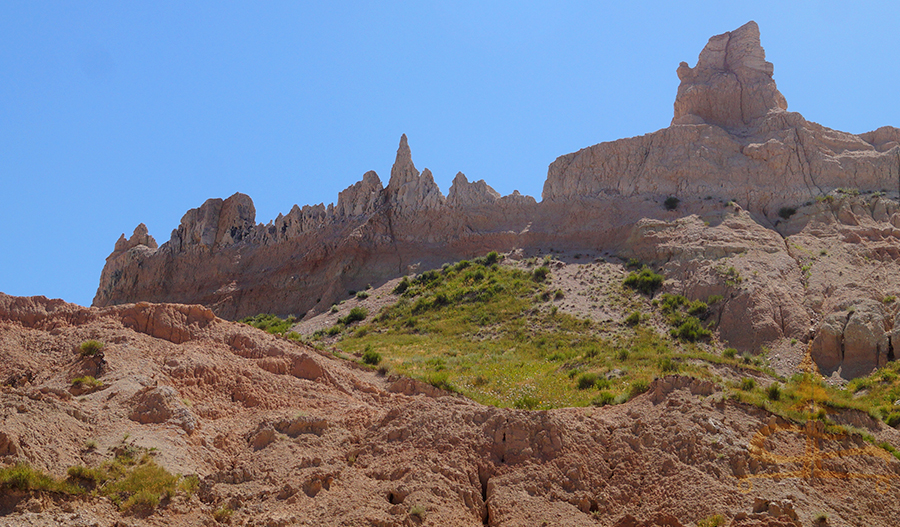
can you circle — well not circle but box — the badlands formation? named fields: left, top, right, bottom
left=2, top=21, right=900, bottom=526
left=93, top=22, right=900, bottom=379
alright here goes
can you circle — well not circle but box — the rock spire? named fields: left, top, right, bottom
left=672, top=20, right=787, bottom=129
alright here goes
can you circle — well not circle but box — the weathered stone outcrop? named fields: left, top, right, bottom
left=336, top=170, right=384, bottom=218
left=447, top=172, right=500, bottom=208
left=384, top=134, right=445, bottom=215
left=672, top=21, right=787, bottom=129
left=93, top=22, right=900, bottom=378
left=542, top=21, right=900, bottom=217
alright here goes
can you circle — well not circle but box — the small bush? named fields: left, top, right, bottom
left=325, top=325, right=342, bottom=336
left=101, top=458, right=179, bottom=511
left=740, top=378, right=756, bottom=391
left=670, top=317, right=711, bottom=342
left=576, top=373, right=598, bottom=390
left=616, top=349, right=630, bottom=361
left=67, top=465, right=109, bottom=490
left=767, top=382, right=782, bottom=401
left=424, top=371, right=457, bottom=393
left=698, top=515, right=725, bottom=527
left=723, top=348, right=737, bottom=359
left=483, top=251, right=500, bottom=265
left=623, top=267, right=664, bottom=295
left=686, top=300, right=708, bottom=316
left=213, top=505, right=234, bottom=523
left=392, top=277, right=410, bottom=295
left=0, top=462, right=79, bottom=494
left=80, top=340, right=105, bottom=356
left=513, top=395, right=540, bottom=410
left=663, top=196, right=680, bottom=210
left=409, top=504, right=426, bottom=518
left=886, top=412, right=900, bottom=428
left=659, top=357, right=678, bottom=373
left=884, top=295, right=897, bottom=304
left=72, top=376, right=103, bottom=390
left=532, top=266, right=550, bottom=282
left=356, top=291, right=369, bottom=300
left=591, top=391, right=616, bottom=407
left=362, top=349, right=382, bottom=366
left=339, top=307, right=368, bottom=325
left=629, top=380, right=650, bottom=398
left=624, top=311, right=641, bottom=326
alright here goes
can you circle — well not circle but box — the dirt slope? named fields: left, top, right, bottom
left=2, top=294, right=899, bottom=526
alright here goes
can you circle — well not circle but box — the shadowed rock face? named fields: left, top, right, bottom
left=94, top=22, right=900, bottom=378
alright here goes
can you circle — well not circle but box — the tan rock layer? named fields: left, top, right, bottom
left=92, top=22, right=900, bottom=378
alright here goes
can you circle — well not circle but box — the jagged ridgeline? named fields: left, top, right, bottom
left=95, top=21, right=900, bottom=378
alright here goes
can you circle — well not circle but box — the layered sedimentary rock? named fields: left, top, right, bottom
left=95, top=22, right=900, bottom=378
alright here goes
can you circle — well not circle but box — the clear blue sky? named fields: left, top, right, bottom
left=2, top=1, right=898, bottom=307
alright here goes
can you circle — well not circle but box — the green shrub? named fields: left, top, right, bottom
left=686, top=300, right=708, bottom=316
left=670, top=317, right=711, bottom=342
left=624, top=311, right=641, bottom=326
left=356, top=291, right=369, bottom=300
left=659, top=357, right=678, bottom=373
left=740, top=378, right=756, bottom=391
left=623, top=267, right=664, bottom=295
left=325, top=325, right=342, bottom=336
left=591, top=391, right=616, bottom=407
left=767, top=382, right=782, bottom=401
left=213, top=505, right=234, bottom=523
left=576, top=373, right=598, bottom=390
left=663, top=196, right=680, bottom=210
left=532, top=266, right=550, bottom=282
left=392, top=277, right=410, bottom=295
left=240, top=314, right=295, bottom=335
left=71, top=376, right=103, bottom=391
left=338, top=307, right=368, bottom=325
left=886, top=412, right=900, bottom=428
left=67, top=465, right=109, bottom=490
left=625, top=258, right=642, bottom=269
left=483, top=251, right=500, bottom=265
left=424, top=371, right=457, bottom=393
left=0, top=462, right=79, bottom=494
left=362, top=349, right=382, bottom=366
left=698, top=515, right=725, bottom=527
left=629, top=380, right=650, bottom=398
left=778, top=207, right=797, bottom=220
left=513, top=395, right=540, bottom=410
left=79, top=340, right=105, bottom=356
left=101, top=458, right=179, bottom=511
left=723, top=348, right=737, bottom=359
left=409, top=504, right=426, bottom=518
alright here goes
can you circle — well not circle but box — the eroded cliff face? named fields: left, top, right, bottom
left=94, top=21, right=900, bottom=378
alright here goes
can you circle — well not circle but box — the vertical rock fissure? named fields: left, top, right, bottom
left=888, top=335, right=895, bottom=362
left=477, top=465, right=492, bottom=526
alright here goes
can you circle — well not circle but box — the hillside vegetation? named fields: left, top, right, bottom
left=241, top=253, right=900, bottom=451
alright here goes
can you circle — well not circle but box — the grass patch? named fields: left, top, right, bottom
left=0, top=462, right=81, bottom=494
left=623, top=267, right=664, bottom=296
left=71, top=376, right=103, bottom=391
left=79, top=340, right=105, bottom=356
left=336, top=263, right=689, bottom=409
left=240, top=314, right=297, bottom=335
left=361, top=348, right=382, bottom=366
left=338, top=307, right=368, bottom=325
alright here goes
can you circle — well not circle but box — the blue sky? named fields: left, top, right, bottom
left=2, top=1, right=899, bottom=307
